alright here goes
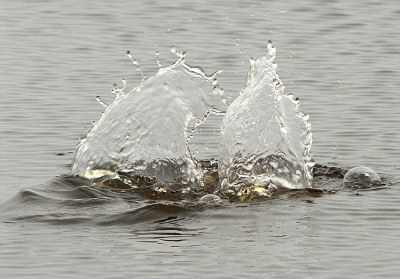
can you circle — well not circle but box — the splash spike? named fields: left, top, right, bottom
left=155, top=51, right=163, bottom=68
left=267, top=40, right=276, bottom=60
left=95, top=96, right=108, bottom=108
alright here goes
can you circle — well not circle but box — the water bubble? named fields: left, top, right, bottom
left=343, top=166, right=381, bottom=188
left=199, top=194, right=224, bottom=205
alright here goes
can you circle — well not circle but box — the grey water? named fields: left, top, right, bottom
left=1, top=1, right=400, bottom=278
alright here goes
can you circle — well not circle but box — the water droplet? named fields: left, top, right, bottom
left=171, top=46, right=186, bottom=59
left=171, top=46, right=177, bottom=54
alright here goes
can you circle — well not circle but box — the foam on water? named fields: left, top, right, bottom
left=71, top=50, right=226, bottom=190
left=218, top=41, right=314, bottom=198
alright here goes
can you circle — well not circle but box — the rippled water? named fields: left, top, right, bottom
left=1, top=1, right=400, bottom=278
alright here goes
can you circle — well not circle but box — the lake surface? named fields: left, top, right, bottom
left=1, top=0, right=399, bottom=278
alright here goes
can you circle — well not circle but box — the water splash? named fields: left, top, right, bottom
left=218, top=41, right=314, bottom=199
left=71, top=50, right=226, bottom=190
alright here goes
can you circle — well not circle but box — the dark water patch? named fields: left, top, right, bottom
left=322, top=12, right=350, bottom=18
left=337, top=51, right=357, bottom=56
left=0, top=163, right=392, bottom=228
left=342, top=179, right=392, bottom=194
left=132, top=226, right=203, bottom=243
left=333, top=22, right=366, bottom=30
left=10, top=213, right=91, bottom=226
left=292, top=7, right=315, bottom=13
left=374, top=69, right=398, bottom=75
left=382, top=49, right=400, bottom=55
left=14, top=177, right=121, bottom=203
left=97, top=202, right=195, bottom=226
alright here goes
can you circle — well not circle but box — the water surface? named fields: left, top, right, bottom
left=1, top=1, right=399, bottom=278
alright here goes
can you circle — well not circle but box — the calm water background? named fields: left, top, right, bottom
left=1, top=0, right=399, bottom=278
